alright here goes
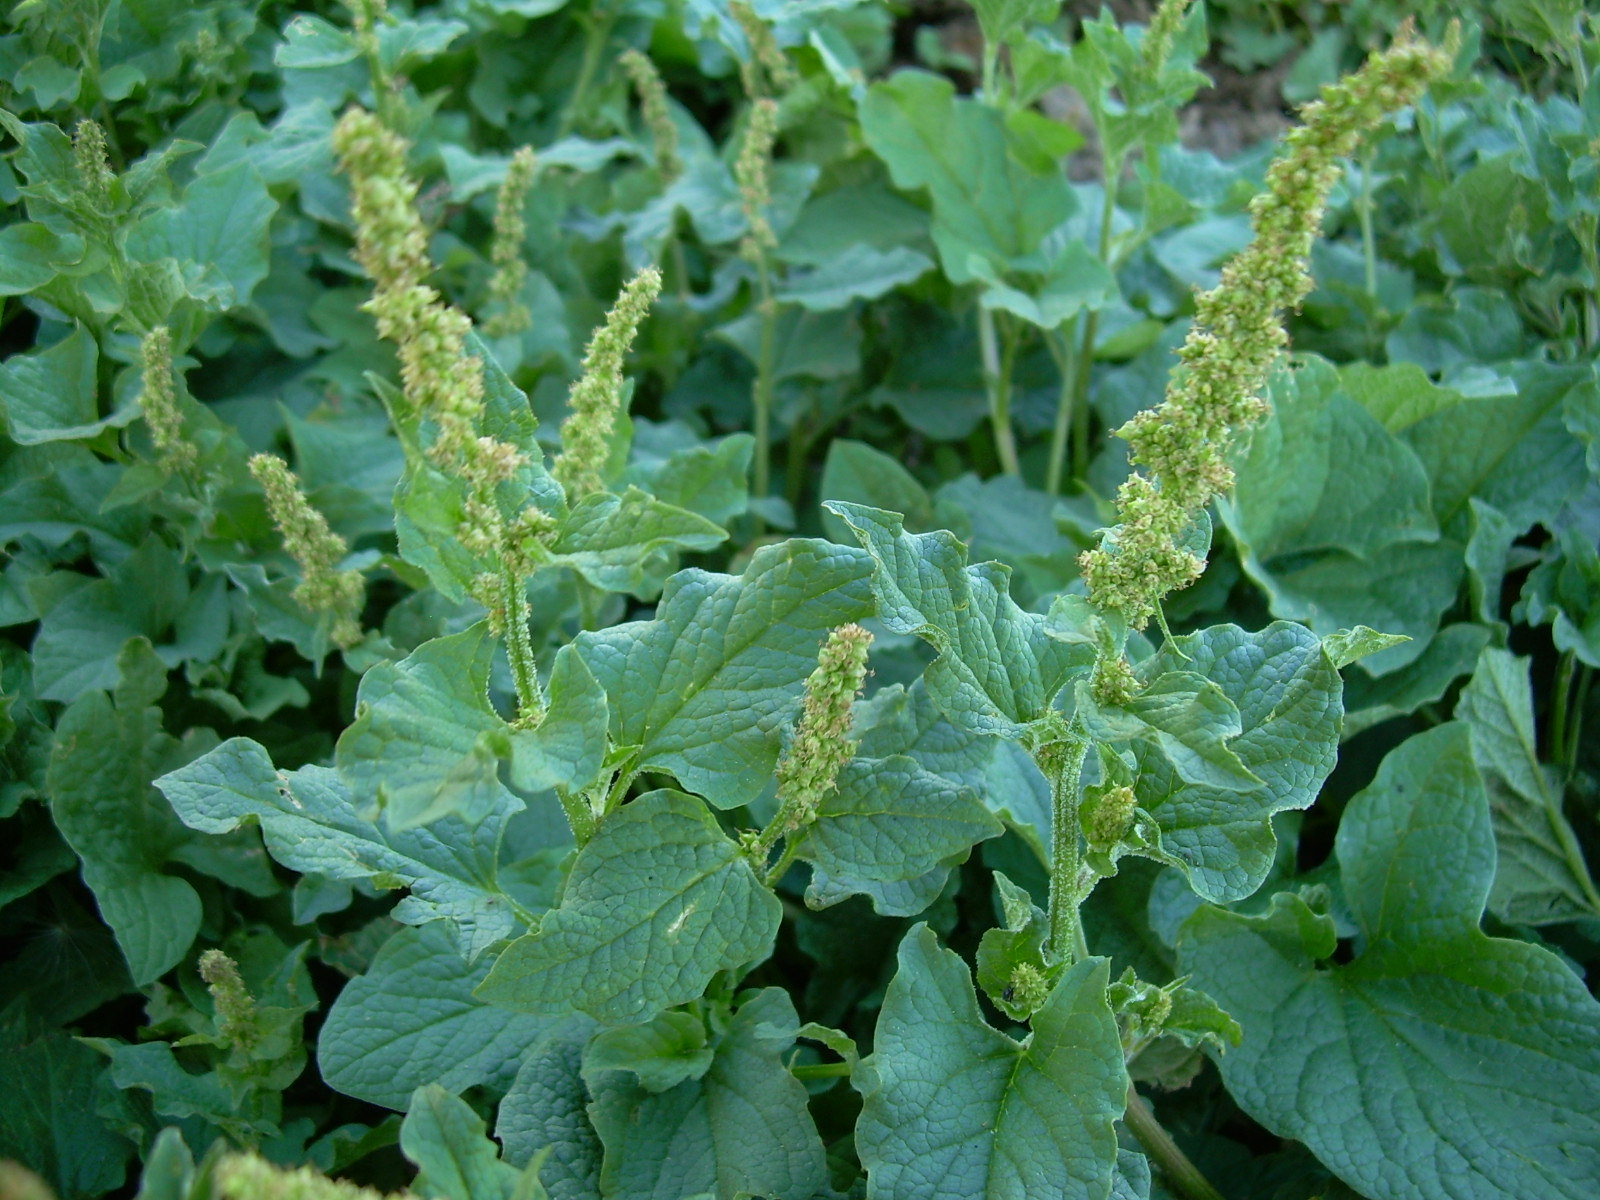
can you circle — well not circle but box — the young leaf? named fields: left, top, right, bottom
left=401, top=1084, right=525, bottom=1200
left=1454, top=647, right=1600, bottom=924
left=318, top=923, right=563, bottom=1111
left=158, top=739, right=526, bottom=960
left=798, top=755, right=1004, bottom=916
left=508, top=643, right=609, bottom=797
left=1180, top=723, right=1600, bottom=1200
left=583, top=1011, right=714, bottom=1093
left=335, top=624, right=522, bottom=831
left=586, top=988, right=827, bottom=1200
left=574, top=539, right=872, bottom=809
left=826, top=502, right=1091, bottom=738
left=855, top=925, right=1126, bottom=1200
left=0, top=324, right=137, bottom=445
left=476, top=791, right=781, bottom=1024
left=1131, top=622, right=1343, bottom=902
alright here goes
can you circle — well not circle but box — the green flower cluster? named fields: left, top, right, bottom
left=774, top=623, right=873, bottom=831
left=1081, top=27, right=1454, bottom=632
left=485, top=146, right=537, bottom=337
left=620, top=49, right=682, bottom=181
left=137, top=326, right=196, bottom=475
left=736, top=98, right=780, bottom=262
left=215, top=1153, right=398, bottom=1200
left=552, top=267, right=663, bottom=500
left=331, top=107, right=553, bottom=615
left=249, top=454, right=366, bottom=650
left=731, top=1, right=796, bottom=97
left=198, top=949, right=259, bottom=1055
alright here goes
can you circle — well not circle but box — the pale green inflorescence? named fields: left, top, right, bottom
left=332, top=107, right=555, bottom=619
left=736, top=98, right=780, bottom=262
left=1081, top=27, right=1454, bottom=643
left=730, top=1, right=797, bottom=97
left=137, top=326, right=197, bottom=474
left=1138, top=0, right=1193, bottom=80
left=485, top=146, right=537, bottom=337
left=199, top=949, right=259, bottom=1054
left=620, top=49, right=682, bottom=182
left=552, top=266, right=664, bottom=500
left=250, top=453, right=367, bottom=650
left=71, top=118, right=114, bottom=211
left=216, top=1153, right=401, bottom=1200
left=775, top=623, right=873, bottom=831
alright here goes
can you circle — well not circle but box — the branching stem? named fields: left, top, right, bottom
left=1124, top=1087, right=1227, bottom=1200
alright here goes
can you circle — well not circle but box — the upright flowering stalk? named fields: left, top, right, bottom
left=552, top=267, right=663, bottom=500
left=735, top=98, right=783, bottom=516
left=620, top=49, right=682, bottom=181
left=333, top=106, right=554, bottom=721
left=1080, top=28, right=1454, bottom=684
left=485, top=147, right=537, bottom=337
left=199, top=950, right=261, bottom=1056
left=137, top=326, right=197, bottom=476
left=250, top=454, right=366, bottom=651
left=730, top=1, right=797, bottom=98
left=748, top=624, right=873, bottom=881
left=215, top=1154, right=395, bottom=1200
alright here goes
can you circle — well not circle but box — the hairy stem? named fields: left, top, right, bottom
left=1044, top=726, right=1091, bottom=964
left=980, top=308, right=1022, bottom=476
left=1124, top=1087, right=1228, bottom=1200
left=501, top=565, right=544, bottom=727
left=560, top=4, right=614, bottom=138
left=1045, top=322, right=1077, bottom=495
left=751, top=259, right=778, bottom=532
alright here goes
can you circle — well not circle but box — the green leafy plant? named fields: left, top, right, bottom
left=3, top=1, right=1600, bottom=1199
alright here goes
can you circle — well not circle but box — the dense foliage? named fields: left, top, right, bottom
left=2, top=1, right=1598, bottom=1199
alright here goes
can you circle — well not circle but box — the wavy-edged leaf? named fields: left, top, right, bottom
left=476, top=791, right=781, bottom=1024
left=855, top=925, right=1126, bottom=1200
left=1180, top=723, right=1600, bottom=1200
left=498, top=1026, right=602, bottom=1198
left=826, top=502, right=1091, bottom=738
left=550, top=486, right=726, bottom=597
left=799, top=755, right=1003, bottom=916
left=1131, top=622, right=1342, bottom=902
left=586, top=988, right=826, bottom=1200
left=336, top=624, right=521, bottom=831
left=574, top=538, right=872, bottom=809
left=157, top=738, right=523, bottom=960
left=318, top=923, right=562, bottom=1111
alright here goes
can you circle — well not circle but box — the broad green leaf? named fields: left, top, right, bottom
left=550, top=487, right=726, bottom=598
left=1228, top=357, right=1438, bottom=562
left=1180, top=724, right=1600, bottom=1200
left=476, top=791, right=781, bottom=1024
left=774, top=244, right=934, bottom=311
left=1319, top=626, right=1411, bottom=670
left=318, top=923, right=562, bottom=1111
left=820, top=440, right=936, bottom=545
left=509, top=643, right=608, bottom=797
left=0, top=222, right=84, bottom=295
left=583, top=1010, right=714, bottom=1093
left=855, top=925, right=1125, bottom=1200
left=621, top=429, right=752, bottom=529
left=799, top=755, right=1004, bottom=916
left=336, top=624, right=521, bottom=831
left=1518, top=523, right=1600, bottom=668
left=401, top=1085, right=522, bottom=1200
left=932, top=473, right=1094, bottom=600
left=1227, top=537, right=1463, bottom=676
left=1398, top=359, right=1591, bottom=537
left=1465, top=499, right=1519, bottom=627
left=91, top=1040, right=277, bottom=1142
left=574, top=539, right=872, bottom=809
left=586, top=988, right=827, bottom=1200
left=0, top=325, right=135, bottom=445
left=0, top=1031, right=133, bottom=1200
left=497, top=1026, right=603, bottom=1198
left=47, top=640, right=202, bottom=985
left=125, top=161, right=277, bottom=310
left=1455, top=648, right=1600, bottom=924
left=1131, top=623, right=1343, bottom=902
left=827, top=503, right=1091, bottom=738
left=858, top=70, right=1072, bottom=283
left=158, top=738, right=526, bottom=959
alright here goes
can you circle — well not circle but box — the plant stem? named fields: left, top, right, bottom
left=1044, top=726, right=1091, bottom=964
left=1124, top=1087, right=1227, bottom=1200
left=751, top=258, right=779, bottom=533
left=1045, top=322, right=1077, bottom=496
left=979, top=307, right=1022, bottom=476
left=1566, top=665, right=1593, bottom=781
left=560, top=4, right=613, bottom=138
left=1067, top=162, right=1122, bottom=482
left=1552, top=649, right=1576, bottom=767
left=500, top=565, right=544, bottom=727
